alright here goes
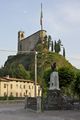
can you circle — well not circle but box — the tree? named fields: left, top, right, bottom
left=58, top=67, right=76, bottom=88
left=48, top=35, right=52, bottom=50
left=73, top=71, right=80, bottom=99
left=0, top=63, right=30, bottom=79
left=51, top=41, right=54, bottom=52
left=15, top=64, right=30, bottom=79
left=63, top=47, right=65, bottom=58
left=54, top=39, right=62, bottom=53
left=54, top=40, right=57, bottom=52
left=54, top=40, right=60, bottom=53
left=43, top=35, right=48, bottom=51
left=43, top=68, right=52, bottom=87
left=35, top=44, right=43, bottom=52
left=0, top=67, right=5, bottom=77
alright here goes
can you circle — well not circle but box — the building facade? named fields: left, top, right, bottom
left=18, top=30, right=47, bottom=53
left=0, top=76, right=41, bottom=97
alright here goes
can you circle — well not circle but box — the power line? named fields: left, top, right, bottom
left=0, top=49, right=36, bottom=53
left=0, top=49, right=17, bottom=53
left=0, top=49, right=80, bottom=61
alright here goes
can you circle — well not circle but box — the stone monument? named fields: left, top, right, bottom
left=44, top=62, right=65, bottom=110
left=44, top=62, right=74, bottom=110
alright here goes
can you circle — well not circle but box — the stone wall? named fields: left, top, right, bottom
left=44, top=89, right=80, bottom=110
left=25, top=96, right=41, bottom=112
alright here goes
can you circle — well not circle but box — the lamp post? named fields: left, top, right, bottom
left=7, top=82, right=8, bottom=101
left=18, top=50, right=38, bottom=97
left=34, top=51, right=38, bottom=97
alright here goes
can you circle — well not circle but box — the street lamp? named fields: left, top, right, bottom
left=19, top=50, right=38, bottom=97
left=34, top=51, right=38, bottom=97
left=7, top=82, right=8, bottom=101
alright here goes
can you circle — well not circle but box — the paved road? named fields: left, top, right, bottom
left=0, top=103, right=80, bottom=120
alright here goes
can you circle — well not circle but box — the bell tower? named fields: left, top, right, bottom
left=18, top=31, right=25, bottom=41
left=17, top=31, right=25, bottom=53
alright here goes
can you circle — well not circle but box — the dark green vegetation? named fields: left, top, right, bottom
left=0, top=36, right=80, bottom=99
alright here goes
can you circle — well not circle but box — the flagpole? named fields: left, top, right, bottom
left=40, top=3, right=43, bottom=30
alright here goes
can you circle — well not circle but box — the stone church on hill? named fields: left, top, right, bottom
left=17, top=30, right=47, bottom=53
left=17, top=3, right=47, bottom=54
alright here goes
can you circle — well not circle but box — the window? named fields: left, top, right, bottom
left=16, top=92, right=18, bottom=97
left=16, top=84, right=18, bottom=88
left=4, top=92, right=6, bottom=96
left=26, top=90, right=27, bottom=95
left=20, top=85, right=22, bottom=89
left=23, top=85, right=25, bottom=89
left=4, top=84, right=6, bottom=88
left=20, top=93, right=22, bottom=97
left=10, top=84, right=13, bottom=89
left=21, top=33, right=24, bottom=38
left=29, top=92, right=31, bottom=97
left=29, top=85, right=30, bottom=89
left=24, top=93, right=25, bottom=96
left=10, top=92, right=13, bottom=96
left=32, top=86, right=33, bottom=89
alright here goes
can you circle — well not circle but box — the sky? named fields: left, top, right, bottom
left=0, top=0, right=80, bottom=68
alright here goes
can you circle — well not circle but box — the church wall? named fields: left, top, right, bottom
left=18, top=30, right=46, bottom=53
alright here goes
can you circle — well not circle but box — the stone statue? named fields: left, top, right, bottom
left=49, top=62, right=60, bottom=90
left=51, top=62, right=56, bottom=71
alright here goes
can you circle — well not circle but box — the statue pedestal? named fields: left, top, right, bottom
left=45, top=89, right=65, bottom=110
left=44, top=89, right=75, bottom=110
left=44, top=71, right=63, bottom=110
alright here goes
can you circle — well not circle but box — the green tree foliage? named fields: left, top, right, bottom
left=73, top=71, right=80, bottom=99
left=63, top=47, right=65, bottom=58
left=58, top=67, right=76, bottom=88
left=0, top=63, right=30, bottom=79
left=44, top=35, right=48, bottom=47
left=54, top=40, right=57, bottom=52
left=0, top=67, right=5, bottom=77
left=54, top=39, right=62, bottom=53
left=14, top=64, right=30, bottom=79
left=51, top=41, right=53, bottom=52
left=35, top=44, right=43, bottom=52
left=43, top=68, right=52, bottom=87
left=48, top=35, right=52, bottom=50
left=35, top=35, right=49, bottom=52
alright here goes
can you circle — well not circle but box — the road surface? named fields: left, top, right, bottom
left=0, top=103, right=80, bottom=120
